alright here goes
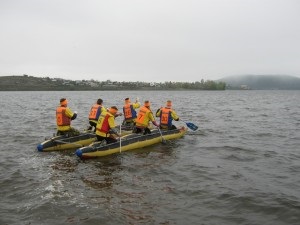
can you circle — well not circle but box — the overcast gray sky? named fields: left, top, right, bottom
left=0, top=0, right=299, bottom=82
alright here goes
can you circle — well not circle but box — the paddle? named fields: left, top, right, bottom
left=157, top=127, right=167, bottom=144
left=181, top=120, right=198, bottom=131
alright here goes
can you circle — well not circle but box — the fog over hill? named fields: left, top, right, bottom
left=218, top=75, right=300, bottom=90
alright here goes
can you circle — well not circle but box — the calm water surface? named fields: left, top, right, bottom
left=0, top=90, right=299, bottom=225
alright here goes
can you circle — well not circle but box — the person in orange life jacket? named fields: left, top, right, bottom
left=95, top=106, right=121, bottom=144
left=56, top=98, right=80, bottom=136
left=134, top=100, right=159, bottom=135
left=122, top=97, right=140, bottom=126
left=88, top=98, right=107, bottom=131
left=156, top=100, right=179, bottom=130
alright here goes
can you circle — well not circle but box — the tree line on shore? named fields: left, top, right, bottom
left=0, top=75, right=226, bottom=91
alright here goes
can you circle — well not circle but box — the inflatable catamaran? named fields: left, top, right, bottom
left=37, top=132, right=97, bottom=152
left=75, top=127, right=187, bottom=159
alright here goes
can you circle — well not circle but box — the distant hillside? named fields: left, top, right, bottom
left=0, top=75, right=91, bottom=91
left=218, top=75, right=300, bottom=90
left=0, top=75, right=225, bottom=91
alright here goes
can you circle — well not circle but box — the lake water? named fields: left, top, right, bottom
left=0, top=90, right=299, bottom=225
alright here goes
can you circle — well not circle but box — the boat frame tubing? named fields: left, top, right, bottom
left=77, top=127, right=187, bottom=158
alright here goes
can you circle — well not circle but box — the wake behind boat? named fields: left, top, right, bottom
left=75, top=127, right=187, bottom=159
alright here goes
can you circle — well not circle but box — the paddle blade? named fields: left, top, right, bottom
left=186, top=122, right=198, bottom=131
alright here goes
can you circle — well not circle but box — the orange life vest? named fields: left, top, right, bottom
left=123, top=103, right=137, bottom=121
left=89, top=104, right=102, bottom=120
left=56, top=106, right=71, bottom=126
left=160, top=107, right=172, bottom=127
left=136, top=106, right=151, bottom=126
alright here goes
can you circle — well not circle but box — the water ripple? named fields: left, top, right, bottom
left=1, top=90, right=300, bottom=225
